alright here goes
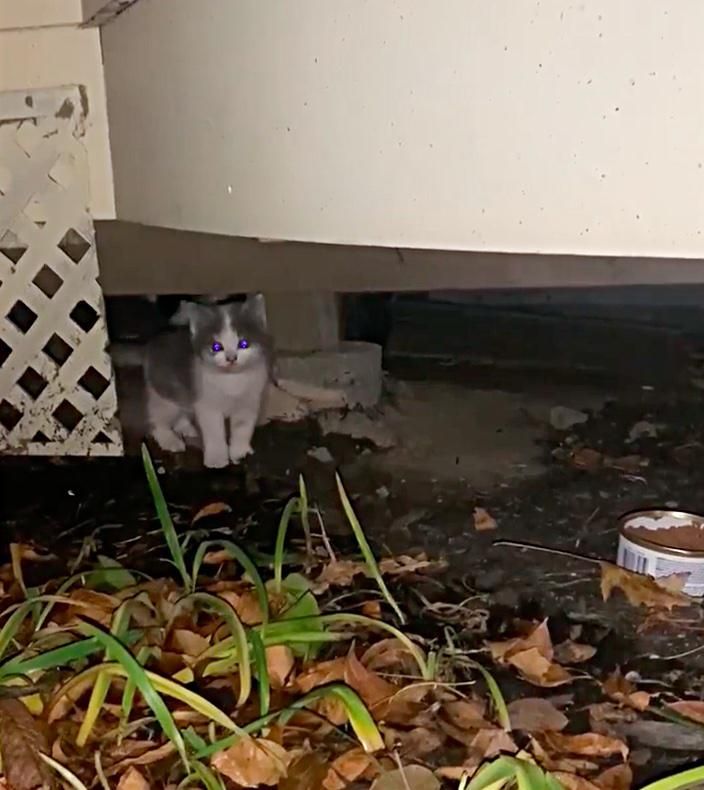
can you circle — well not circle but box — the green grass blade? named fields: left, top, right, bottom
left=0, top=601, right=36, bottom=662
left=261, top=613, right=429, bottom=679
left=191, top=540, right=269, bottom=624
left=121, top=645, right=152, bottom=729
left=196, top=683, right=383, bottom=758
left=273, top=498, right=300, bottom=593
left=77, top=621, right=189, bottom=767
left=181, top=592, right=251, bottom=708
left=250, top=630, right=270, bottom=717
left=467, top=659, right=511, bottom=731
left=141, top=443, right=190, bottom=589
left=35, top=569, right=147, bottom=631
left=77, top=596, right=143, bottom=746
left=335, top=473, right=405, bottom=624
left=0, top=631, right=140, bottom=678
left=640, top=766, right=704, bottom=790
left=466, top=757, right=519, bottom=790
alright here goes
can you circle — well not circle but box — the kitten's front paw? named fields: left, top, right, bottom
left=174, top=416, right=199, bottom=440
left=152, top=428, right=185, bottom=453
left=229, top=443, right=253, bottom=464
left=203, top=446, right=229, bottom=469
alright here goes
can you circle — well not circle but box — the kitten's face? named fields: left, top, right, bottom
left=187, top=296, right=268, bottom=371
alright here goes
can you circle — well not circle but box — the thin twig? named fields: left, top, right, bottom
left=493, top=539, right=603, bottom=565
left=313, top=507, right=336, bottom=563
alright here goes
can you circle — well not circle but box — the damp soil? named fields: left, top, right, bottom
left=3, top=378, right=704, bottom=783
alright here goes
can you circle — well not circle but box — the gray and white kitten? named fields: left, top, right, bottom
left=145, top=295, right=270, bottom=469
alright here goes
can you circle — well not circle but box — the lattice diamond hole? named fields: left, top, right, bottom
left=0, top=229, right=27, bottom=264
left=0, top=400, right=22, bottom=431
left=7, top=300, right=37, bottom=333
left=53, top=400, right=82, bottom=432
left=78, top=366, right=110, bottom=399
left=70, top=301, right=98, bottom=332
left=0, top=338, right=10, bottom=367
left=17, top=368, right=48, bottom=400
left=32, top=431, right=50, bottom=444
left=92, top=431, right=113, bottom=445
left=58, top=228, right=91, bottom=264
left=33, top=265, right=63, bottom=298
left=43, top=334, right=73, bottom=367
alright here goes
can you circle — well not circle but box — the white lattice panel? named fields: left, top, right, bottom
left=0, top=87, right=123, bottom=456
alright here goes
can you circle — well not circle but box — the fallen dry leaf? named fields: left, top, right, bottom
left=106, top=743, right=177, bottom=776
left=473, top=507, right=497, bottom=532
left=362, top=638, right=421, bottom=675
left=507, top=698, right=568, bottom=732
left=553, top=640, right=597, bottom=665
left=313, top=693, right=349, bottom=727
left=442, top=699, right=490, bottom=731
left=540, top=731, right=629, bottom=760
left=0, top=698, right=54, bottom=790
left=61, top=589, right=120, bottom=626
left=371, top=765, right=440, bottom=790
left=595, top=763, right=633, bottom=790
left=488, top=619, right=554, bottom=663
left=603, top=671, right=650, bottom=711
left=344, top=649, right=398, bottom=716
left=509, top=648, right=573, bottom=687
left=551, top=773, right=602, bottom=790
left=378, top=553, right=444, bottom=575
left=570, top=447, right=603, bottom=471
left=667, top=699, right=704, bottom=724
left=323, top=748, right=374, bottom=790
left=192, top=501, right=232, bottom=524
left=599, top=562, right=692, bottom=610
left=604, top=455, right=647, bottom=474
left=383, top=726, right=444, bottom=758
left=117, top=767, right=150, bottom=790
left=488, top=620, right=573, bottom=687
left=469, top=728, right=517, bottom=757
left=212, top=737, right=289, bottom=787
left=295, top=658, right=346, bottom=693
left=266, top=645, right=295, bottom=689
left=170, top=628, right=210, bottom=657
left=361, top=600, right=382, bottom=618
left=316, top=560, right=366, bottom=590
left=653, top=573, right=689, bottom=594
left=280, top=753, right=328, bottom=790
left=217, top=589, right=264, bottom=625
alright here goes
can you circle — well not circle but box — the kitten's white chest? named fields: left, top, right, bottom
left=195, top=361, right=267, bottom=412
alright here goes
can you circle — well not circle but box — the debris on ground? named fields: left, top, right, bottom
left=550, top=406, right=590, bottom=431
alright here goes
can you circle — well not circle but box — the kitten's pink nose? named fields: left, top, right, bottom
left=226, top=352, right=238, bottom=363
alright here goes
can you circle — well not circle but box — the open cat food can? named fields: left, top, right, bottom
left=617, top=509, right=704, bottom=597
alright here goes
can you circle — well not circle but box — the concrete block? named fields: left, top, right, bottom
left=275, top=341, right=382, bottom=408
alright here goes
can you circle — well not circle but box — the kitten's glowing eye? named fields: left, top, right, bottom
left=211, top=341, right=223, bottom=353
left=238, top=338, right=249, bottom=350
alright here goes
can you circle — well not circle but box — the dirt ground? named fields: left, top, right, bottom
left=3, top=301, right=704, bottom=783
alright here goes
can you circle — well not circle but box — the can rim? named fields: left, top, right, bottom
left=617, top=509, right=704, bottom=558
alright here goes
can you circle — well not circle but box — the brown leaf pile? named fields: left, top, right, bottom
left=0, top=498, right=670, bottom=790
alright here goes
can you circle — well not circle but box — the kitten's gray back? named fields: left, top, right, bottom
left=145, top=329, right=196, bottom=407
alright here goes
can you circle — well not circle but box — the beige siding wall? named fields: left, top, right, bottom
left=0, top=25, right=115, bottom=219
left=102, top=0, right=704, bottom=257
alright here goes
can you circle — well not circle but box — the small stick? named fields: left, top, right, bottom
left=492, top=539, right=603, bottom=566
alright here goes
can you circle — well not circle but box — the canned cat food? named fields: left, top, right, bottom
left=617, top=510, right=704, bottom=597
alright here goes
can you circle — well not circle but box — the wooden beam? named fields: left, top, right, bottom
left=95, top=221, right=704, bottom=296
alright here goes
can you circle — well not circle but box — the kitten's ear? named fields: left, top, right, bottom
left=182, top=302, right=206, bottom=336
left=241, top=293, right=267, bottom=330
